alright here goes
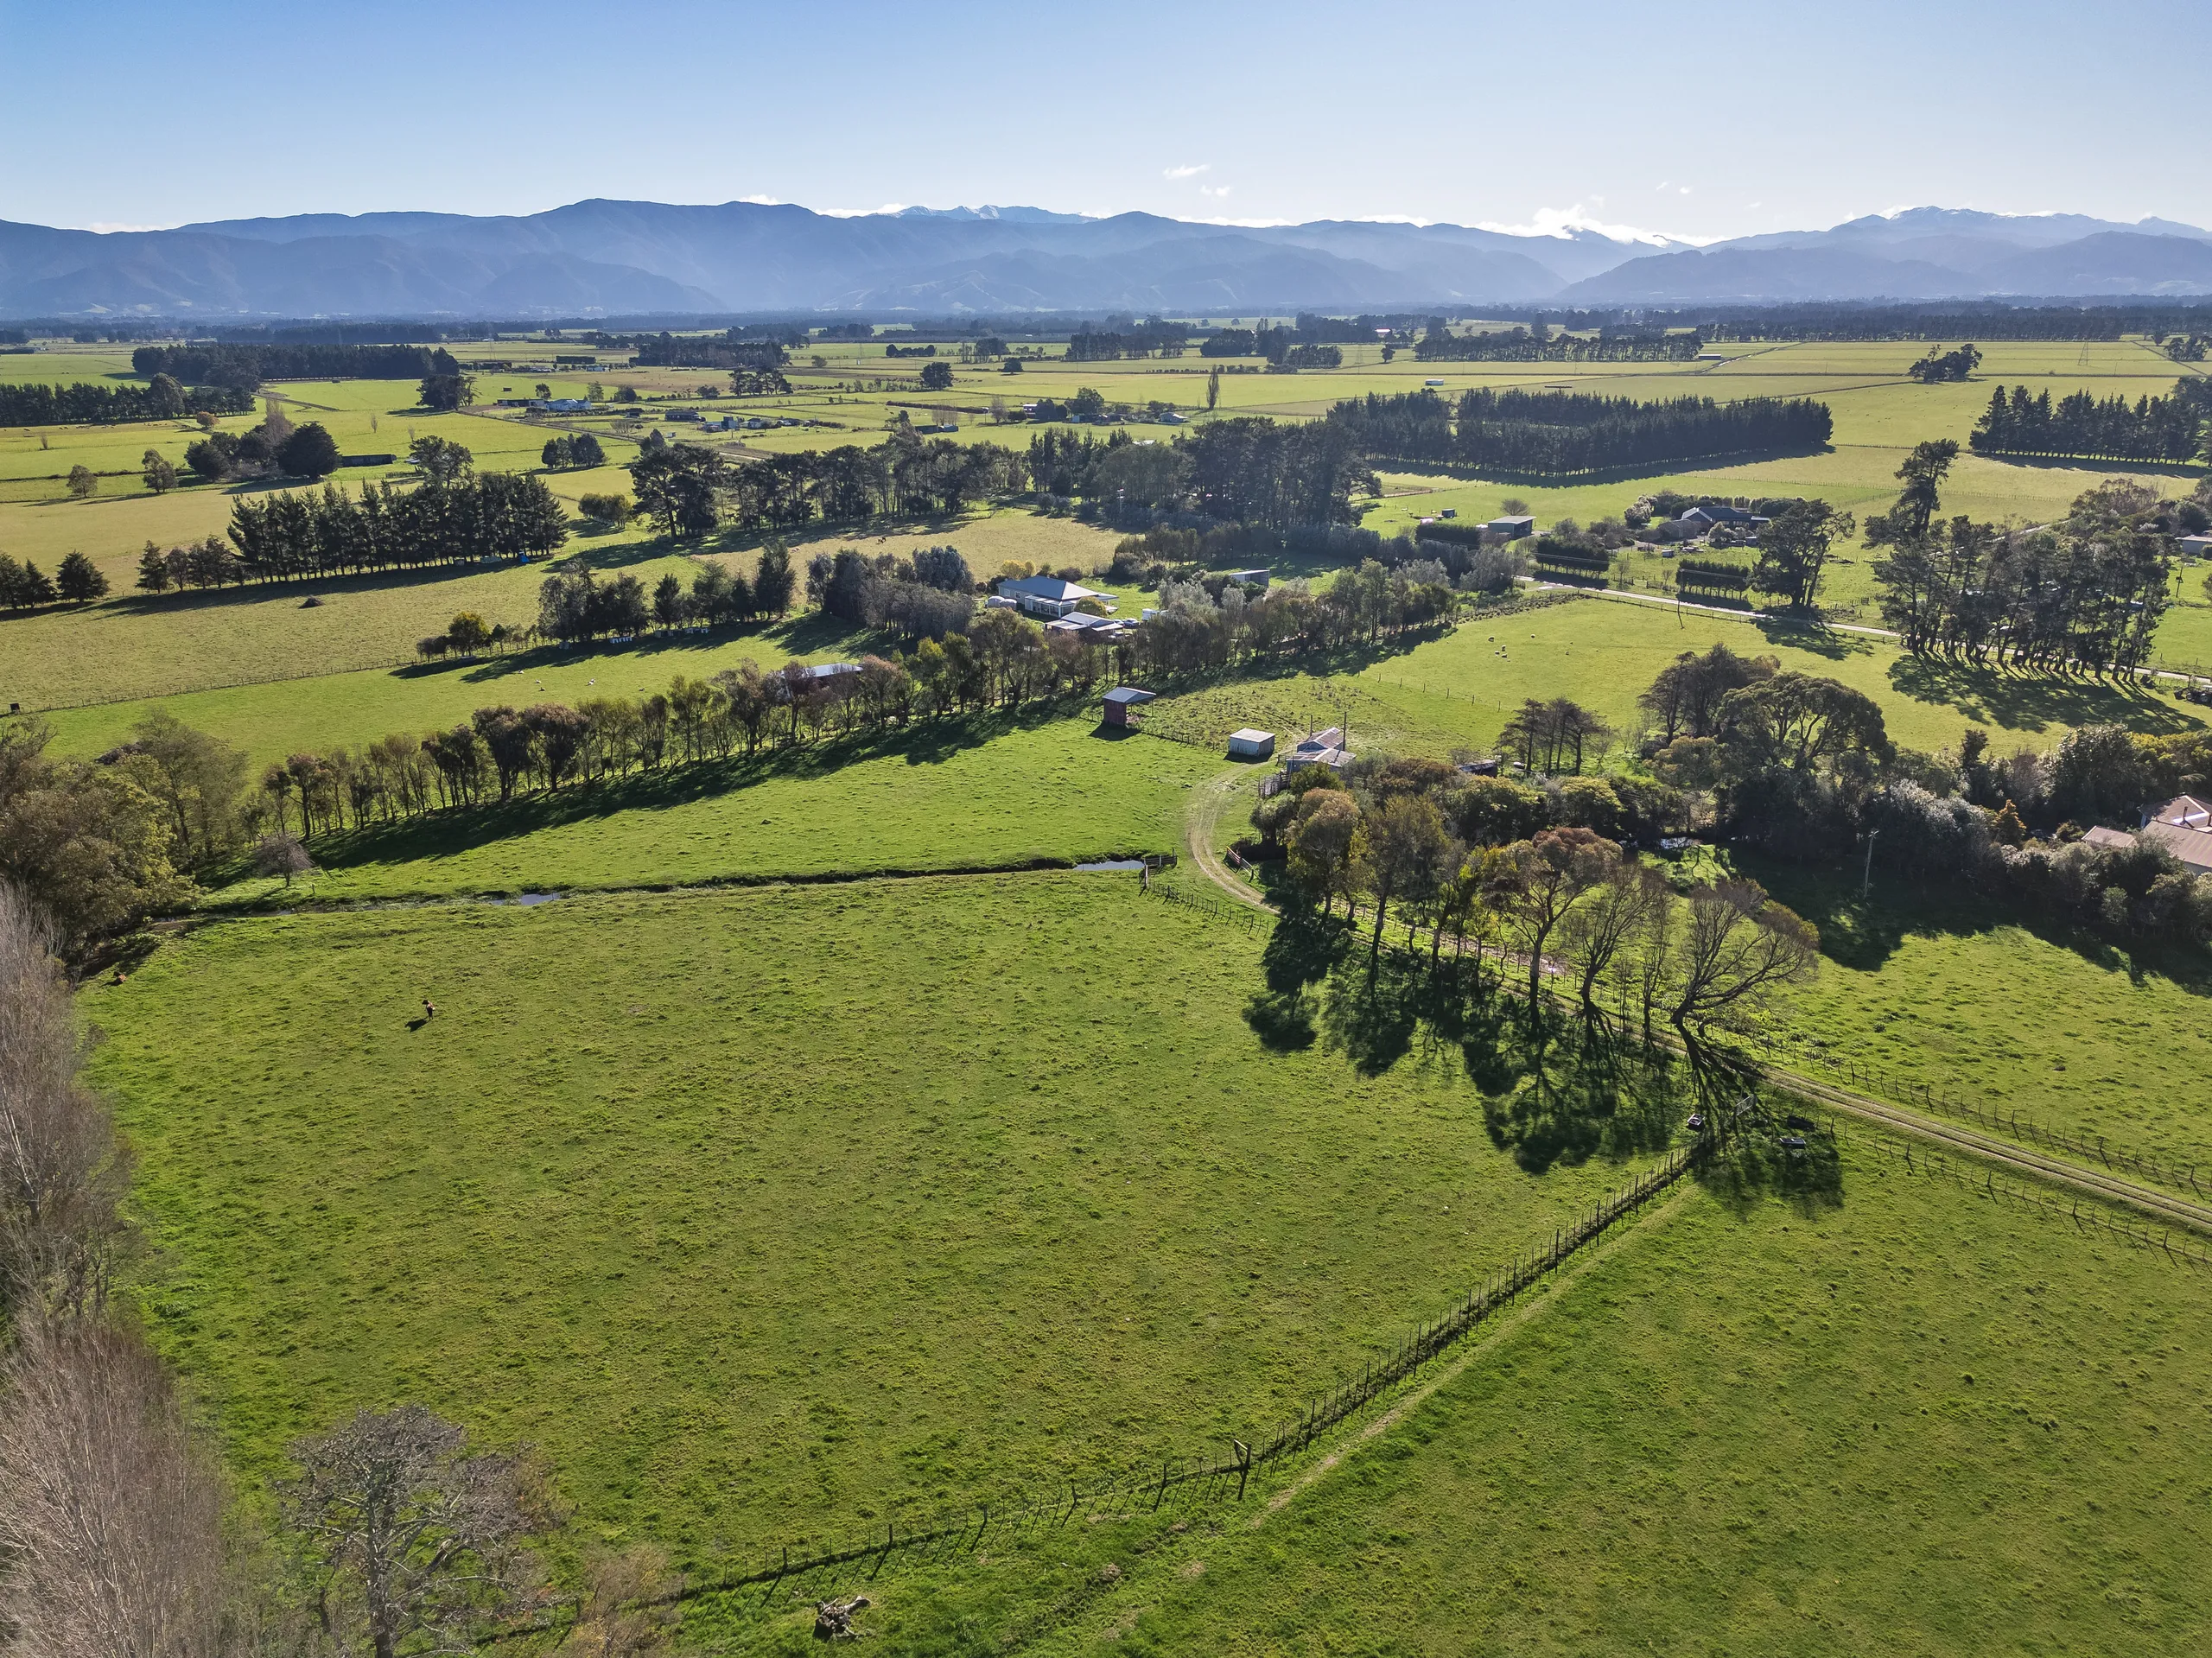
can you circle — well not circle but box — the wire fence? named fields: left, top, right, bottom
left=1769, top=1044, right=2205, bottom=1200
left=1138, top=873, right=1269, bottom=934
left=490, top=1109, right=1726, bottom=1640
left=1880, top=1139, right=2212, bottom=1270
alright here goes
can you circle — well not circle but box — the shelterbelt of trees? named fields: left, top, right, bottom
left=1414, top=321, right=1703, bottom=363
left=1967, top=378, right=2210, bottom=464
left=630, top=415, right=1380, bottom=538
left=219, top=473, right=571, bottom=581
left=130, top=342, right=461, bottom=388
left=0, top=374, right=253, bottom=426
left=1868, top=450, right=2193, bottom=674
left=0, top=554, right=1477, bottom=950
left=635, top=426, right=1027, bottom=537
left=1026, top=418, right=1374, bottom=529
left=1325, top=386, right=1834, bottom=478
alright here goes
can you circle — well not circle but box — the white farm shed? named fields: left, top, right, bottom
left=1227, top=728, right=1276, bottom=760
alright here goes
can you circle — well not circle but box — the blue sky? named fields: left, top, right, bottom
left=6, top=0, right=2206, bottom=239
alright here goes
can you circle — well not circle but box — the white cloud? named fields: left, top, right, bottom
left=1163, top=162, right=1210, bottom=180
left=1678, top=186, right=1692, bottom=196
left=740, top=194, right=778, bottom=206
left=1475, top=202, right=1708, bottom=246
left=75, top=220, right=174, bottom=233
left=819, top=202, right=911, bottom=218
left=1199, top=184, right=1231, bottom=199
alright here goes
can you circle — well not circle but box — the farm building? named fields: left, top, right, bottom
left=1000, top=575, right=1112, bottom=619
left=1100, top=687, right=1155, bottom=727
left=2142, top=796, right=2212, bottom=872
left=1484, top=516, right=1535, bottom=539
left=1281, top=726, right=1354, bottom=775
left=1222, top=569, right=1270, bottom=589
left=1227, top=728, right=1275, bottom=760
left=1681, top=504, right=1769, bottom=535
left=2082, top=797, right=2212, bottom=872
left=2179, top=533, right=2212, bottom=559
left=1046, top=613, right=1133, bottom=645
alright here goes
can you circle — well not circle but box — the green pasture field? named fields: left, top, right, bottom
left=10, top=336, right=2209, bottom=720
left=0, top=346, right=139, bottom=384
left=199, top=712, right=1220, bottom=904
left=1146, top=594, right=2207, bottom=763
left=1739, top=856, right=2212, bottom=1171
left=45, top=582, right=2200, bottom=783
left=19, top=501, right=1122, bottom=731
left=92, top=874, right=1666, bottom=1559
left=10, top=525, right=677, bottom=717
left=1025, top=1134, right=2212, bottom=1657
left=33, top=604, right=872, bottom=764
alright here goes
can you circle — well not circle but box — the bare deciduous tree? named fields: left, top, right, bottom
left=1560, top=857, right=1664, bottom=1022
left=0, top=880, right=130, bottom=1318
left=252, top=834, right=314, bottom=889
left=0, top=1318, right=231, bottom=1658
left=1667, top=877, right=1821, bottom=1078
left=283, top=1406, right=556, bottom=1658
left=556, top=1546, right=677, bottom=1657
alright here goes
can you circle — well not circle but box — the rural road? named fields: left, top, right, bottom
left=1183, top=769, right=1274, bottom=912
left=1174, top=774, right=2212, bottom=1236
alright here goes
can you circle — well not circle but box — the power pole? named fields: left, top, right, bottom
left=1861, top=829, right=1879, bottom=898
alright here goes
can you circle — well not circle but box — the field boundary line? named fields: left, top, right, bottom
left=486, top=1117, right=1726, bottom=1641
left=1166, top=851, right=2212, bottom=1237
left=1248, top=1172, right=1702, bottom=1532
left=1758, top=1064, right=2212, bottom=1236
left=1877, top=1137, right=2212, bottom=1267
left=178, top=854, right=1183, bottom=925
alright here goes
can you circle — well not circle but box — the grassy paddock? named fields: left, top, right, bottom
left=1147, top=595, right=2204, bottom=761
left=10, top=502, right=1114, bottom=719
left=1748, top=857, right=2212, bottom=1169
left=1034, top=1134, right=2212, bottom=1656
left=202, top=715, right=1223, bottom=903
left=95, top=875, right=1664, bottom=1560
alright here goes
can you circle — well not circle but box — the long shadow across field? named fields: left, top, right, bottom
left=1751, top=616, right=1879, bottom=662
left=391, top=610, right=860, bottom=687
left=1246, top=910, right=1686, bottom=1172
left=241, top=698, right=1110, bottom=886
left=1888, top=653, right=2204, bottom=737
left=1740, top=851, right=2212, bottom=995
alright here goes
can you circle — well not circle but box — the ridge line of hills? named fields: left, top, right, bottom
left=4, top=201, right=2212, bottom=320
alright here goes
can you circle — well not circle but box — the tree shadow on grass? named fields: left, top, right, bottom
left=1475, top=1016, right=1685, bottom=1174
left=219, top=700, right=1103, bottom=890
left=1696, top=1093, right=1846, bottom=1217
left=390, top=613, right=880, bottom=686
left=1243, top=911, right=1351, bottom=1053
left=1735, top=849, right=2212, bottom=994
left=1243, top=911, right=1712, bottom=1175
left=1753, top=617, right=1878, bottom=662
left=1888, top=652, right=2204, bottom=737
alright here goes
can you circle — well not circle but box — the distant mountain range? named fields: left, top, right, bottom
left=3, top=202, right=2211, bottom=320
